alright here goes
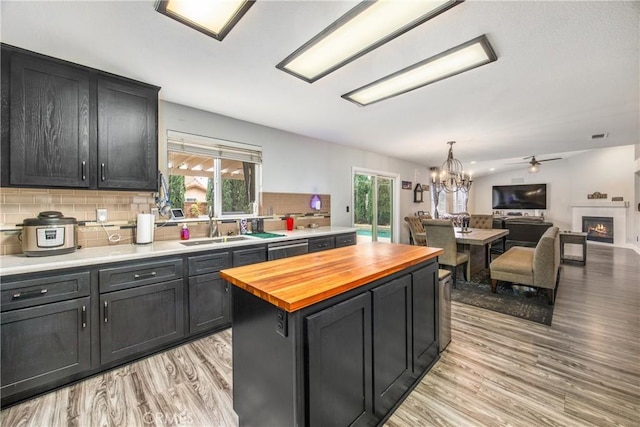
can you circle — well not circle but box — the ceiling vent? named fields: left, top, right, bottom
left=591, top=132, right=609, bottom=140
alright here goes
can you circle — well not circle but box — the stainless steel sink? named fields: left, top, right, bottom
left=180, top=236, right=253, bottom=246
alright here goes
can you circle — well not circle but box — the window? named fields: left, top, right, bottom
left=433, top=190, right=468, bottom=216
left=167, top=131, right=261, bottom=218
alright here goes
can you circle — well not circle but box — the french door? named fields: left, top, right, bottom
left=353, top=169, right=398, bottom=243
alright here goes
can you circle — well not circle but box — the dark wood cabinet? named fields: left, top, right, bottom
left=189, top=273, right=230, bottom=334
left=411, top=263, right=439, bottom=373
left=1, top=44, right=159, bottom=191
left=100, top=279, right=184, bottom=365
left=96, top=77, right=157, bottom=190
left=232, top=245, right=266, bottom=266
left=1, top=297, right=91, bottom=398
left=306, top=292, right=373, bottom=427
left=335, top=232, right=357, bottom=248
left=371, top=275, right=413, bottom=417
left=8, top=52, right=91, bottom=188
left=308, top=236, right=335, bottom=253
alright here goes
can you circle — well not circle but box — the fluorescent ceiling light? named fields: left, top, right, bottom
left=277, top=0, right=463, bottom=83
left=343, top=35, right=497, bottom=106
left=155, top=0, right=254, bottom=41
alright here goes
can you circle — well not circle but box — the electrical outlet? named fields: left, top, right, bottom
left=97, top=209, right=108, bottom=222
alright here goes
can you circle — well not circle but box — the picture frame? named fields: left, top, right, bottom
left=402, top=180, right=412, bottom=190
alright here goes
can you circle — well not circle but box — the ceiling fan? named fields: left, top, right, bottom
left=507, top=155, right=562, bottom=173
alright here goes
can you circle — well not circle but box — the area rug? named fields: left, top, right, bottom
left=451, top=269, right=555, bottom=325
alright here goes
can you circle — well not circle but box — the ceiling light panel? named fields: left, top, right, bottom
left=343, top=35, right=497, bottom=106
left=155, top=0, right=254, bottom=41
left=277, top=0, right=463, bottom=83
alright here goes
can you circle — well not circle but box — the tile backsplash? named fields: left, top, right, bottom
left=0, top=189, right=331, bottom=255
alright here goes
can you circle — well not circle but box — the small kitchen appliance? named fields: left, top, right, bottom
left=21, top=211, right=77, bottom=257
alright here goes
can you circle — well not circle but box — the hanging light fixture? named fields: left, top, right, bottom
left=431, top=141, right=472, bottom=193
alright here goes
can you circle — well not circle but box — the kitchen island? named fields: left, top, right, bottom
left=220, top=242, right=443, bottom=427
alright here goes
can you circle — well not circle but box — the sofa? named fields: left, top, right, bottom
left=489, top=226, right=560, bottom=304
left=493, top=216, right=554, bottom=247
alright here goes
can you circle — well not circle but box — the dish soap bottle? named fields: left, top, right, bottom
left=180, top=223, right=190, bottom=240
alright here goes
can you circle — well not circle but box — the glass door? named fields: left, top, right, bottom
left=353, top=171, right=395, bottom=243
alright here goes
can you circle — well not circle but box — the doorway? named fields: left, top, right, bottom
left=352, top=168, right=399, bottom=243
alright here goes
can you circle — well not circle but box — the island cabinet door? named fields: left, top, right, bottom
left=371, top=275, right=413, bottom=417
left=411, top=263, right=439, bottom=373
left=306, top=292, right=373, bottom=427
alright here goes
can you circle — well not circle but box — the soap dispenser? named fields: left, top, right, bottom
left=181, top=224, right=190, bottom=240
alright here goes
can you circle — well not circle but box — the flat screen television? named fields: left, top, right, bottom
left=492, top=184, right=547, bottom=210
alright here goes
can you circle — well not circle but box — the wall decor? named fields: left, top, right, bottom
left=402, top=180, right=412, bottom=190
left=587, top=192, right=607, bottom=199
left=611, top=196, right=623, bottom=202
left=413, top=183, right=424, bottom=203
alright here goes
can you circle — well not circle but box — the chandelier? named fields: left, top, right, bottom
left=431, top=141, right=472, bottom=193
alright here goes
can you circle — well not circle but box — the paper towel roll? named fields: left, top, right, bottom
left=136, top=214, right=155, bottom=244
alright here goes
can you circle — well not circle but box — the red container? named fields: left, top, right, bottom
left=286, top=217, right=294, bottom=231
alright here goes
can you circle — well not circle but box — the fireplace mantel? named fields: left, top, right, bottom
left=570, top=201, right=629, bottom=208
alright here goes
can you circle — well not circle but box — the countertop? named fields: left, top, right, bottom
left=0, top=226, right=356, bottom=277
left=220, top=242, right=443, bottom=312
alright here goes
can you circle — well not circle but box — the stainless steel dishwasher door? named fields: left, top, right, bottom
left=267, top=239, right=309, bottom=260
left=439, top=271, right=452, bottom=352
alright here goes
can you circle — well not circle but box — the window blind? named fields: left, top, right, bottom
left=167, top=130, right=262, bottom=163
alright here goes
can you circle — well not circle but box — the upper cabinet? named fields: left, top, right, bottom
left=1, top=44, right=160, bottom=191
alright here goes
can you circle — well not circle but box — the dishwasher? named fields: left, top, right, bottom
left=267, top=239, right=309, bottom=260
left=438, top=269, right=452, bottom=352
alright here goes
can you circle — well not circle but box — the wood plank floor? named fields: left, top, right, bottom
left=2, top=244, right=638, bottom=426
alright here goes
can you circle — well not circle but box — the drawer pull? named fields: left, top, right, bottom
left=12, top=289, right=48, bottom=299
left=104, top=301, right=109, bottom=323
left=134, top=272, right=157, bottom=280
left=82, top=305, right=87, bottom=328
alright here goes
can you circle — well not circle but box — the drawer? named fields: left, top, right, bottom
left=335, top=233, right=357, bottom=248
left=188, top=251, right=231, bottom=276
left=308, top=236, right=335, bottom=253
left=1, top=271, right=90, bottom=312
left=232, top=246, right=266, bottom=267
left=99, top=258, right=183, bottom=293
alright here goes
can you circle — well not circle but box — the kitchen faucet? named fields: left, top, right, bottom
left=208, top=206, right=219, bottom=237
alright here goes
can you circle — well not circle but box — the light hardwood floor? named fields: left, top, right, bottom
left=2, top=244, right=639, bottom=426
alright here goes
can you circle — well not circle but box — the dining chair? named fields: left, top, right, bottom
left=469, top=214, right=493, bottom=229
left=423, top=219, right=469, bottom=287
left=404, top=216, right=426, bottom=246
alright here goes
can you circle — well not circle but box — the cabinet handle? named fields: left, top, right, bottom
left=224, top=282, right=229, bottom=293
left=81, top=161, right=86, bottom=181
left=82, top=305, right=87, bottom=328
left=12, top=289, right=47, bottom=299
left=134, top=271, right=157, bottom=280
left=101, top=163, right=106, bottom=181
left=104, top=301, right=109, bottom=323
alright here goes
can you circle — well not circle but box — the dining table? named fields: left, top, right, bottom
left=453, top=227, right=509, bottom=278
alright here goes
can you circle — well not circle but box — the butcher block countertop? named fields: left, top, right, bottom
left=220, top=242, right=443, bottom=312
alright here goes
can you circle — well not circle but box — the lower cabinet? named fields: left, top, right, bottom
left=1, top=297, right=91, bottom=398
left=100, top=279, right=184, bottom=365
left=307, top=292, right=373, bottom=427
left=411, top=263, right=439, bottom=373
left=189, top=273, right=230, bottom=334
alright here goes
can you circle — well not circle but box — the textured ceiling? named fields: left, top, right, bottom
left=1, top=1, right=638, bottom=176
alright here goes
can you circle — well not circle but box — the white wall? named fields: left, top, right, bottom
left=160, top=101, right=431, bottom=243
left=469, top=145, right=637, bottom=247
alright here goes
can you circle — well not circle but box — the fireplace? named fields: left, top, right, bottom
left=582, top=216, right=614, bottom=243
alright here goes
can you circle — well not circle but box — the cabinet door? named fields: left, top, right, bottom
left=97, top=77, right=158, bottom=190
left=335, top=232, right=357, bottom=248
left=371, top=275, right=413, bottom=417
left=232, top=246, right=266, bottom=267
left=100, top=280, right=184, bottom=365
left=1, top=297, right=90, bottom=397
left=306, top=292, right=373, bottom=427
left=9, top=52, right=90, bottom=187
left=308, top=236, right=335, bottom=253
left=188, top=273, right=230, bottom=334
left=411, top=263, right=438, bottom=373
